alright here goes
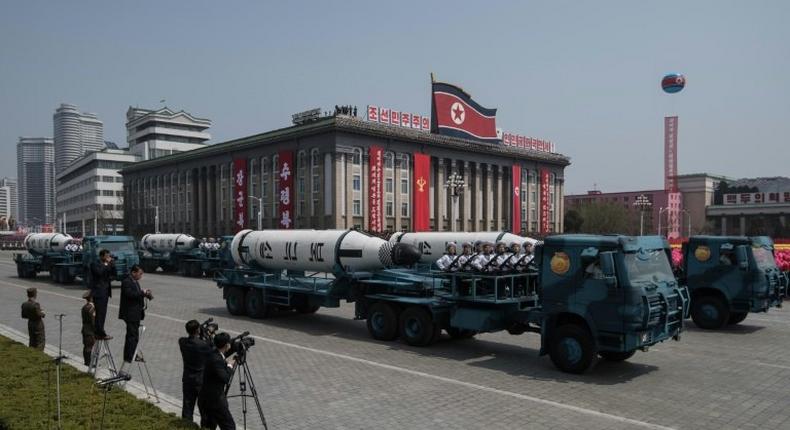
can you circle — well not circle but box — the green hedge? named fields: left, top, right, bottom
left=0, top=335, right=196, bottom=429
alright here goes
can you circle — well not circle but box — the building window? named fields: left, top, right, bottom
left=220, top=165, right=226, bottom=222
left=261, top=157, right=268, bottom=216
left=353, top=174, right=361, bottom=191
left=385, top=178, right=393, bottom=193
left=272, top=155, right=279, bottom=219
left=386, top=201, right=394, bottom=216
left=352, top=148, right=362, bottom=165
left=353, top=200, right=361, bottom=216
left=310, top=149, right=320, bottom=216
left=401, top=202, right=409, bottom=217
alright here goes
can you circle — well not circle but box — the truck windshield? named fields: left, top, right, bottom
left=624, top=249, right=675, bottom=284
left=752, top=246, right=777, bottom=270
left=102, top=242, right=136, bottom=253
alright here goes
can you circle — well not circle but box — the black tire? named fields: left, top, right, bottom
left=549, top=324, right=596, bottom=374
left=727, top=312, right=748, bottom=325
left=27, top=269, right=36, bottom=279
left=245, top=289, right=272, bottom=319
left=16, top=264, right=24, bottom=278
left=691, top=295, right=729, bottom=330
left=447, top=327, right=476, bottom=340
left=51, top=267, right=61, bottom=284
left=366, top=302, right=399, bottom=341
left=598, top=350, right=636, bottom=362
left=399, top=306, right=437, bottom=346
left=63, top=274, right=75, bottom=284
left=295, top=304, right=320, bottom=314
left=225, top=287, right=247, bottom=316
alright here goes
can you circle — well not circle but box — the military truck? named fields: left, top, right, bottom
left=215, top=230, right=688, bottom=373
left=679, top=235, right=785, bottom=329
left=14, top=233, right=139, bottom=286
left=138, top=233, right=234, bottom=277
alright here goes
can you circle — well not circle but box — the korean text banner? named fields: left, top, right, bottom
left=368, top=146, right=384, bottom=232
left=278, top=150, right=295, bottom=229
left=233, top=158, right=248, bottom=232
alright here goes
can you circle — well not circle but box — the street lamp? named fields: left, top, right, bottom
left=444, top=172, right=465, bottom=231
left=248, top=196, right=263, bottom=230
left=632, top=194, right=652, bottom=236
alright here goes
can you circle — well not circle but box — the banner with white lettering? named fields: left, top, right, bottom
left=540, top=169, right=550, bottom=234
left=368, top=146, right=384, bottom=232
left=278, top=150, right=294, bottom=229
left=233, top=158, right=248, bottom=232
left=665, top=116, right=678, bottom=192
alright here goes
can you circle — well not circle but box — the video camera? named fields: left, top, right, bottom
left=230, top=331, right=255, bottom=357
left=199, top=318, right=219, bottom=342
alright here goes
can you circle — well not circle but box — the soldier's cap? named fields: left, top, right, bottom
left=462, top=242, right=473, bottom=247
left=446, top=242, right=457, bottom=249
left=82, top=291, right=92, bottom=299
left=482, top=241, right=494, bottom=247
left=510, top=241, right=521, bottom=247
left=496, top=241, right=507, bottom=246
left=474, top=240, right=483, bottom=246
left=523, top=241, right=533, bottom=247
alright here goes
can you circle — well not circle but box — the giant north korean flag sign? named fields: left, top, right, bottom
left=431, top=81, right=498, bottom=143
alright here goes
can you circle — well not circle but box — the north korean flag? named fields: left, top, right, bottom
left=431, top=81, right=498, bottom=143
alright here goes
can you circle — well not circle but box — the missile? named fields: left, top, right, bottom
left=25, top=233, right=74, bottom=254
left=389, top=231, right=538, bottom=264
left=231, top=229, right=421, bottom=274
left=140, top=233, right=199, bottom=253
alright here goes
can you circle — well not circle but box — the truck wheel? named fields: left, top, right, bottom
left=16, top=264, right=24, bottom=278
left=245, top=290, right=272, bottom=319
left=295, top=304, right=320, bottom=314
left=27, top=269, right=36, bottom=279
left=51, top=267, right=61, bottom=284
left=598, top=350, right=636, bottom=362
left=226, top=287, right=247, bottom=316
left=549, top=325, right=595, bottom=374
left=727, top=312, right=748, bottom=325
left=367, top=302, right=399, bottom=341
left=399, top=306, right=437, bottom=347
left=691, top=296, right=729, bottom=330
left=447, top=327, right=476, bottom=340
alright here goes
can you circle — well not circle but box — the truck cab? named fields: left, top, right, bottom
left=81, top=235, right=140, bottom=286
left=681, top=235, right=785, bottom=329
left=535, top=235, right=689, bottom=373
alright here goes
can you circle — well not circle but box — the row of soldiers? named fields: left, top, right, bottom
left=435, top=240, right=536, bottom=273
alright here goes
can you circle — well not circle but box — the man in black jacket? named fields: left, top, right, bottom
left=179, top=320, right=211, bottom=423
left=90, top=249, right=115, bottom=339
left=199, top=332, right=236, bottom=430
left=118, top=265, right=152, bottom=375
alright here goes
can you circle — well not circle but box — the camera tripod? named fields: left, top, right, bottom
left=130, top=324, right=159, bottom=403
left=225, top=350, right=268, bottom=430
left=47, top=314, right=67, bottom=429
left=96, top=372, right=132, bottom=430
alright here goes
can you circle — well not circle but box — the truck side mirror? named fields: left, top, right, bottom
left=600, top=251, right=617, bottom=287
left=735, top=245, right=749, bottom=271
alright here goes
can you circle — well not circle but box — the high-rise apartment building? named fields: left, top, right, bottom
left=0, top=177, right=18, bottom=221
left=17, top=137, right=56, bottom=225
left=54, top=103, right=105, bottom=174
left=126, top=106, right=211, bottom=161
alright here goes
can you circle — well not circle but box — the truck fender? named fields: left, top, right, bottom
left=540, top=311, right=596, bottom=356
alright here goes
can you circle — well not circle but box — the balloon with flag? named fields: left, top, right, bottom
left=661, top=73, right=686, bottom=94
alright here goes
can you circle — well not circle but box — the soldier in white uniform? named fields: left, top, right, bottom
left=472, top=242, right=496, bottom=273
left=457, top=242, right=475, bottom=272
left=435, top=242, right=461, bottom=272
left=503, top=242, right=522, bottom=272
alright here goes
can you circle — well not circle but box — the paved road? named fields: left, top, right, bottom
left=2, top=252, right=790, bottom=429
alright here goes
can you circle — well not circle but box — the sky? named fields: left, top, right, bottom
left=1, top=1, right=788, bottom=194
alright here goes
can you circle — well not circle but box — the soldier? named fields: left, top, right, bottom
left=81, top=291, right=96, bottom=365
left=493, top=241, right=511, bottom=272
left=472, top=242, right=496, bottom=273
left=21, top=287, right=45, bottom=349
left=502, top=242, right=522, bottom=271
left=435, top=242, right=461, bottom=272
left=458, top=242, right=475, bottom=271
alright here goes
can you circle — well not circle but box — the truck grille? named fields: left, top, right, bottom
left=646, top=294, right=663, bottom=327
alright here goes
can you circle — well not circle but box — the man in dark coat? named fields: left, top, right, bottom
left=81, top=291, right=96, bottom=365
left=179, top=320, right=212, bottom=424
left=118, top=265, right=152, bottom=375
left=90, top=249, right=115, bottom=339
left=21, top=287, right=45, bottom=349
left=199, top=332, right=236, bottom=430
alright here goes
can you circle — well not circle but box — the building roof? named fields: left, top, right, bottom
left=123, top=115, right=571, bottom=174
left=126, top=106, right=212, bottom=127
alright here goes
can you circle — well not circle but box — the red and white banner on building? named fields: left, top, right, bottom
left=368, top=146, right=384, bottom=232
left=233, top=158, right=248, bottom=232
left=502, top=133, right=555, bottom=153
left=724, top=191, right=790, bottom=205
left=412, top=152, right=431, bottom=232
left=511, top=165, right=521, bottom=233
left=667, top=192, right=682, bottom=239
left=367, top=105, right=430, bottom=131
left=540, top=169, right=550, bottom=234
left=277, top=150, right=294, bottom=229
left=664, top=116, right=678, bottom=192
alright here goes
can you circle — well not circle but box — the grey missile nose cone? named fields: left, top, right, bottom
left=391, top=243, right=422, bottom=266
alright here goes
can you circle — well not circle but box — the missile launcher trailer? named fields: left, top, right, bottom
left=14, top=234, right=139, bottom=286
left=216, top=230, right=688, bottom=373
left=138, top=234, right=234, bottom=277
left=680, top=235, right=785, bottom=329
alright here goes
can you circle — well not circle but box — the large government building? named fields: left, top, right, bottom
left=122, top=113, right=570, bottom=238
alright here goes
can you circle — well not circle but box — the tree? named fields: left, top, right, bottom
left=563, top=209, right=584, bottom=233
left=575, top=201, right=638, bottom=235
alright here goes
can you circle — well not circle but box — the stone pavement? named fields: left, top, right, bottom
left=1, top=253, right=790, bottom=429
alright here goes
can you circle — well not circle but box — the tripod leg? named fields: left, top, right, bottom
left=242, top=362, right=268, bottom=430
left=142, top=361, right=160, bottom=403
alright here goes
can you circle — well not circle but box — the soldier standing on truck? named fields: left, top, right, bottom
left=21, top=287, right=45, bottom=349
left=436, top=242, right=461, bottom=272
left=81, top=291, right=96, bottom=365
left=472, top=242, right=496, bottom=272
left=458, top=242, right=475, bottom=271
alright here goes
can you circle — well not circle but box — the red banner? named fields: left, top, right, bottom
left=233, top=158, right=247, bottom=232
left=368, top=146, right=384, bottom=232
left=512, top=165, right=521, bottom=233
left=540, top=169, right=550, bottom=234
left=277, top=150, right=294, bottom=229
left=413, top=152, right=430, bottom=232
left=664, top=116, right=678, bottom=192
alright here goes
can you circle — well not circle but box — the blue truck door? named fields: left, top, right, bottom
left=578, top=253, right=623, bottom=335
left=716, top=244, right=748, bottom=303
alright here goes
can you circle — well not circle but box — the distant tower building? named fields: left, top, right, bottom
left=0, top=177, right=18, bottom=221
left=126, top=106, right=211, bottom=161
left=53, top=103, right=105, bottom=174
left=17, top=137, right=56, bottom=225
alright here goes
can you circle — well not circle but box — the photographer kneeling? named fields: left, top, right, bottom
left=199, top=332, right=236, bottom=430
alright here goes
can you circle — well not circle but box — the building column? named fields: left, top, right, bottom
left=461, top=161, right=471, bottom=232
left=436, top=158, right=446, bottom=231
left=208, top=166, right=217, bottom=236
left=345, top=154, right=354, bottom=229
left=721, top=216, right=727, bottom=235
left=497, top=165, right=505, bottom=231
left=394, top=154, right=402, bottom=231
left=740, top=215, right=746, bottom=235
left=557, top=177, right=565, bottom=233
left=780, top=215, right=787, bottom=229
left=191, top=169, right=199, bottom=235
left=473, top=163, right=483, bottom=231
left=485, top=164, right=494, bottom=231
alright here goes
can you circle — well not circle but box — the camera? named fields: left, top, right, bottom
left=199, top=318, right=219, bottom=342
left=230, top=331, right=255, bottom=356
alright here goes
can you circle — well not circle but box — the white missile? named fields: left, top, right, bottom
left=140, top=233, right=199, bottom=253
left=231, top=229, right=422, bottom=273
left=25, top=233, right=74, bottom=254
left=389, top=231, right=538, bottom=264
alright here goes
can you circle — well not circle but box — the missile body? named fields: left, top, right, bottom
left=25, top=233, right=73, bottom=254
left=389, top=231, right=538, bottom=265
left=140, top=233, right=199, bottom=253
left=231, top=229, right=421, bottom=274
